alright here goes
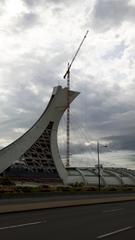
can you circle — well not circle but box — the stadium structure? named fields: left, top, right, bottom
left=0, top=85, right=135, bottom=186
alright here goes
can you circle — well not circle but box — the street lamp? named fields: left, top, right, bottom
left=97, top=141, right=108, bottom=192
left=97, top=141, right=100, bottom=192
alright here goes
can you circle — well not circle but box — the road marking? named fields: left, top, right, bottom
left=97, top=226, right=133, bottom=239
left=0, top=221, right=47, bottom=230
left=103, top=208, right=123, bottom=213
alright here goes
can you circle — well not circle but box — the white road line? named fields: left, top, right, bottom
left=0, top=221, right=47, bottom=230
left=103, top=208, right=123, bottom=213
left=97, top=226, right=133, bottom=239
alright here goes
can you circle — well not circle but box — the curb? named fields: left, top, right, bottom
left=0, top=196, right=135, bottom=214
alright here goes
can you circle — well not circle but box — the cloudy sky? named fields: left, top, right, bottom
left=0, top=0, right=135, bottom=169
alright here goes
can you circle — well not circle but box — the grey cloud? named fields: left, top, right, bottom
left=22, top=0, right=72, bottom=8
left=59, top=141, right=93, bottom=157
left=102, top=134, right=135, bottom=152
left=59, top=72, right=135, bottom=152
left=103, top=41, right=128, bottom=60
left=73, top=77, right=131, bottom=124
left=0, top=0, right=5, bottom=16
left=59, top=133, right=135, bottom=164
left=127, top=154, right=135, bottom=162
left=91, top=0, right=135, bottom=32
left=16, top=12, right=40, bottom=30
left=44, top=0, right=73, bottom=4
left=0, top=46, right=68, bottom=146
left=0, top=84, right=46, bottom=134
left=22, top=0, right=44, bottom=8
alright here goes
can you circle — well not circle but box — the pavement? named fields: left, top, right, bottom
left=0, top=201, right=135, bottom=239
left=0, top=192, right=135, bottom=214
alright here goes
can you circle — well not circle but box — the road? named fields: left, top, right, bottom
left=0, top=201, right=135, bottom=239
left=1, top=192, right=135, bottom=205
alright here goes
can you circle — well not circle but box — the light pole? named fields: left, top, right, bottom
left=97, top=141, right=101, bottom=192
left=97, top=142, right=108, bottom=192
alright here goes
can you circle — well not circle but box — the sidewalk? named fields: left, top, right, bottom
left=0, top=195, right=135, bottom=214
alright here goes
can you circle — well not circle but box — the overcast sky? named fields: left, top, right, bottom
left=0, top=0, right=135, bottom=169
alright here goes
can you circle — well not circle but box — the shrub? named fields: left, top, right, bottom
left=0, top=177, right=15, bottom=186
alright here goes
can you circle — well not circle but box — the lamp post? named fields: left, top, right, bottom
left=97, top=141, right=101, bottom=192
left=97, top=141, right=108, bottom=192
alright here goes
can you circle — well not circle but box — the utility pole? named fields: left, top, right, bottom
left=63, top=30, right=89, bottom=168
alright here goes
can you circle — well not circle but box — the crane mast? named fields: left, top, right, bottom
left=63, top=30, right=89, bottom=168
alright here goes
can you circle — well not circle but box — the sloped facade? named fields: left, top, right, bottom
left=0, top=86, right=79, bottom=184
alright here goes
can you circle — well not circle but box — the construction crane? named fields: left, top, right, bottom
left=63, top=30, right=89, bottom=168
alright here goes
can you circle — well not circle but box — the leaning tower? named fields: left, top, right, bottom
left=0, top=86, right=79, bottom=184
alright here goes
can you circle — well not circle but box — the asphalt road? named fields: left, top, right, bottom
left=0, top=201, right=135, bottom=239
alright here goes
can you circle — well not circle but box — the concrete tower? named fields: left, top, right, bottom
left=0, top=86, right=79, bottom=184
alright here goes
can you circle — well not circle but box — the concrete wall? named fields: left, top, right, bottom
left=0, top=86, right=79, bottom=184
